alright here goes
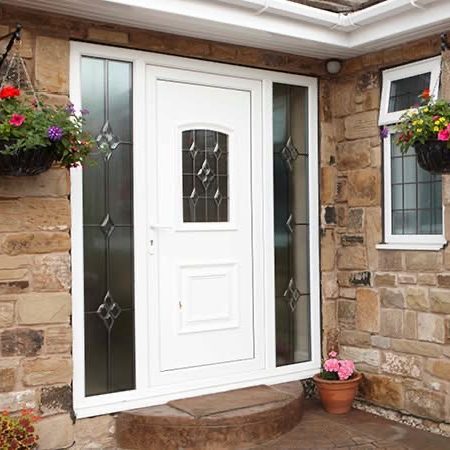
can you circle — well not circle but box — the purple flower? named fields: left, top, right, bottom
left=65, top=102, right=75, bottom=114
left=47, top=125, right=64, bottom=142
left=80, top=108, right=90, bottom=115
left=380, top=126, right=389, bottom=139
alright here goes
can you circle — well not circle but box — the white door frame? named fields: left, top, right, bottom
left=70, top=41, right=320, bottom=419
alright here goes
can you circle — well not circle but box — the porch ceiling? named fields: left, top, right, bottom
left=4, top=0, right=450, bottom=59
left=288, top=1, right=386, bottom=13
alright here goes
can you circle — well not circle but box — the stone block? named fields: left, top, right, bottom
left=390, top=339, right=442, bottom=358
left=405, top=252, right=441, bottom=272
left=374, top=274, right=396, bottom=287
left=17, top=293, right=70, bottom=325
left=347, top=169, right=381, bottom=207
left=30, top=253, right=71, bottom=292
left=378, top=251, right=403, bottom=271
left=356, top=288, right=379, bottom=332
left=405, top=287, right=429, bottom=311
left=418, top=313, right=445, bottom=343
left=88, top=27, right=129, bottom=44
left=322, top=272, right=338, bottom=299
left=340, top=234, right=364, bottom=246
left=337, top=299, right=356, bottom=326
left=1, top=328, right=44, bottom=357
left=430, top=289, right=450, bottom=314
left=348, top=208, right=364, bottom=230
left=403, top=310, right=417, bottom=340
left=370, top=335, right=390, bottom=349
left=0, top=198, right=70, bottom=233
left=40, top=384, right=72, bottom=414
left=339, top=287, right=356, bottom=299
left=340, top=330, right=371, bottom=347
left=437, top=274, right=450, bottom=288
left=426, top=359, right=450, bottom=382
left=365, top=207, right=381, bottom=269
left=336, top=140, right=371, bottom=171
left=337, top=246, right=367, bottom=270
left=0, top=363, right=16, bottom=393
left=1, top=232, right=70, bottom=256
left=340, top=346, right=380, bottom=367
left=36, top=414, right=74, bottom=450
left=398, top=274, right=416, bottom=284
left=320, top=166, right=336, bottom=204
left=381, top=351, right=422, bottom=378
left=360, top=373, right=403, bottom=409
left=22, top=358, right=72, bottom=386
left=0, top=168, right=69, bottom=198
left=344, top=111, right=379, bottom=140
left=35, top=37, right=70, bottom=94
left=0, top=389, right=37, bottom=411
left=75, top=415, right=116, bottom=449
left=0, top=301, right=14, bottom=327
left=380, top=288, right=404, bottom=308
left=417, top=273, right=437, bottom=285
left=380, top=309, right=403, bottom=338
left=405, top=389, right=446, bottom=421
left=46, top=326, right=72, bottom=354
left=320, top=230, right=335, bottom=271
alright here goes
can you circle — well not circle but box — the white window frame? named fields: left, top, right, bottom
left=377, top=56, right=446, bottom=251
left=70, top=41, right=320, bottom=418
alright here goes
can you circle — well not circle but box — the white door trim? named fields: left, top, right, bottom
left=70, top=41, right=320, bottom=419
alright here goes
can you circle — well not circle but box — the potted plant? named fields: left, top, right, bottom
left=0, top=85, right=93, bottom=176
left=396, top=88, right=450, bottom=174
left=0, top=408, right=40, bottom=449
left=313, top=351, right=361, bottom=414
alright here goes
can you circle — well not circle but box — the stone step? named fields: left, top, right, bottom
left=116, top=381, right=305, bottom=449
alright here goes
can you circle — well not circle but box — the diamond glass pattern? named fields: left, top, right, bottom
left=283, top=278, right=301, bottom=312
left=96, top=120, right=120, bottom=159
left=99, top=213, right=115, bottom=238
left=286, top=213, right=294, bottom=234
left=97, top=291, right=122, bottom=330
left=280, top=136, right=300, bottom=171
left=182, top=130, right=229, bottom=222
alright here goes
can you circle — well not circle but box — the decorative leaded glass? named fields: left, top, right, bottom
left=390, top=134, right=442, bottom=235
left=388, top=73, right=431, bottom=112
left=182, top=130, right=229, bottom=222
left=81, top=57, right=135, bottom=396
left=273, top=83, right=311, bottom=367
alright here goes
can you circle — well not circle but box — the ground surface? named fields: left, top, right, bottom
left=255, top=400, right=450, bottom=450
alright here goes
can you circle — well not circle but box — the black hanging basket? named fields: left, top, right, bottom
left=0, top=141, right=56, bottom=176
left=414, top=140, right=450, bottom=175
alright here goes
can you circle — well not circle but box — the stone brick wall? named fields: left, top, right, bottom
left=320, top=35, right=450, bottom=431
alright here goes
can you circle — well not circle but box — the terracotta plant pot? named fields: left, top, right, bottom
left=313, top=372, right=362, bottom=414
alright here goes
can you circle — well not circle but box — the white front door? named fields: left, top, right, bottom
left=147, top=66, right=264, bottom=384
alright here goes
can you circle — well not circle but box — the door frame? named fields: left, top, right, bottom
left=70, top=41, right=320, bottom=419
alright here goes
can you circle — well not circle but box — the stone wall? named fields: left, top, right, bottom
left=320, top=34, right=450, bottom=431
left=0, top=5, right=326, bottom=448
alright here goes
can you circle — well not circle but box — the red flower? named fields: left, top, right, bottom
left=9, top=114, right=25, bottom=127
left=0, top=85, right=20, bottom=99
left=420, top=88, right=431, bottom=100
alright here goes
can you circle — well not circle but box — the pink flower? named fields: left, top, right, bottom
left=324, top=358, right=340, bottom=372
left=328, top=351, right=337, bottom=358
left=9, top=113, right=25, bottom=127
left=337, top=360, right=355, bottom=380
left=438, top=128, right=450, bottom=141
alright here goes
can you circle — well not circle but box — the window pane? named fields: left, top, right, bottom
left=388, top=73, right=431, bottom=112
left=273, top=83, right=311, bottom=367
left=390, top=133, right=442, bottom=236
left=82, top=57, right=135, bottom=396
left=182, top=130, right=229, bottom=223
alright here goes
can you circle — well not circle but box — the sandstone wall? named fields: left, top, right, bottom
left=0, top=5, right=326, bottom=448
left=320, top=35, right=450, bottom=431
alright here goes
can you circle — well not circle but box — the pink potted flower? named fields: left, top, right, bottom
left=313, top=351, right=362, bottom=414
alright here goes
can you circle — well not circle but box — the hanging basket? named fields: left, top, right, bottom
left=414, top=139, right=450, bottom=175
left=0, top=141, right=56, bottom=176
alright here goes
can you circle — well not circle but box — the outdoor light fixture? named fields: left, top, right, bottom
left=326, top=59, right=342, bottom=74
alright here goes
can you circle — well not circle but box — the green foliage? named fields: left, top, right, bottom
left=0, top=409, right=40, bottom=449
left=396, top=92, right=450, bottom=154
left=319, top=370, right=339, bottom=381
left=0, top=88, right=94, bottom=168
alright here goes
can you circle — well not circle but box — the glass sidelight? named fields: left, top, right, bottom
left=273, top=83, right=311, bottom=366
left=81, top=57, right=135, bottom=396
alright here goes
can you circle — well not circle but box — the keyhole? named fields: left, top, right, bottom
left=178, top=301, right=183, bottom=310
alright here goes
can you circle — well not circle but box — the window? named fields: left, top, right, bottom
left=379, top=56, right=446, bottom=250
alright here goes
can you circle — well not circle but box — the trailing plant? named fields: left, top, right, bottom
left=395, top=88, right=450, bottom=153
left=0, top=408, right=40, bottom=449
left=319, top=351, right=355, bottom=381
left=0, top=85, right=93, bottom=168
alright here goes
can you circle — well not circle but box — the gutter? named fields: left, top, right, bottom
left=217, top=0, right=442, bottom=30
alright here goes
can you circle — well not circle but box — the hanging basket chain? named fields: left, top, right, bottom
left=0, top=24, right=22, bottom=70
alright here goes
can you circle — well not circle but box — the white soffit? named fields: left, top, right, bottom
left=4, top=0, right=450, bottom=59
